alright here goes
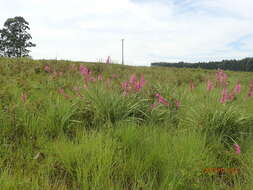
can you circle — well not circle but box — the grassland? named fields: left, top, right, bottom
left=0, top=57, right=253, bottom=190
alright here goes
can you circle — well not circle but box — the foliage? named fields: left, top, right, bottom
left=0, top=16, right=36, bottom=58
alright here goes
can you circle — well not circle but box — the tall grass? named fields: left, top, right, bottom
left=0, top=57, right=253, bottom=189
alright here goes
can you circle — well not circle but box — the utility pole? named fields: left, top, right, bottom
left=121, top=39, right=124, bottom=65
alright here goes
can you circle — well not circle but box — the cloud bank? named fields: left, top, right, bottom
left=1, top=0, right=253, bottom=66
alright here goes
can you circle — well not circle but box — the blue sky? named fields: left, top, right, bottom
left=1, top=0, right=253, bottom=66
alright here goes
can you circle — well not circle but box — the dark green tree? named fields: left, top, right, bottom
left=0, top=16, right=36, bottom=57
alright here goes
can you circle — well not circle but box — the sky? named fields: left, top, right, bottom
left=1, top=0, right=253, bottom=66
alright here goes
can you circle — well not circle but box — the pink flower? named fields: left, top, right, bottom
left=220, top=87, right=228, bottom=104
left=79, top=65, right=91, bottom=82
left=207, top=80, right=213, bottom=91
left=135, top=82, right=142, bottom=92
left=229, top=90, right=235, bottom=101
left=155, top=93, right=169, bottom=106
left=216, top=69, right=228, bottom=87
left=98, top=74, right=103, bottom=81
left=233, top=144, right=241, bottom=154
left=21, top=93, right=27, bottom=104
left=44, top=65, right=51, bottom=72
left=79, top=65, right=90, bottom=76
left=121, top=81, right=131, bottom=94
left=140, top=75, right=145, bottom=87
left=130, top=75, right=137, bottom=84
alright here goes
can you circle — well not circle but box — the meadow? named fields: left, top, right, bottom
left=0, top=57, right=253, bottom=190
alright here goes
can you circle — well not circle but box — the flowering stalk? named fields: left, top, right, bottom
left=220, top=87, right=228, bottom=104
left=233, top=144, right=241, bottom=154
left=21, top=93, right=27, bottom=104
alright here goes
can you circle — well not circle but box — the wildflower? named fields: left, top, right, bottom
left=229, top=90, right=235, bottom=101
left=98, top=74, right=103, bottom=81
left=216, top=69, right=228, bottom=87
left=135, top=82, right=142, bottom=92
left=79, top=65, right=90, bottom=76
left=121, top=81, right=131, bottom=95
left=21, top=93, right=27, bottom=103
left=220, top=87, right=228, bottom=104
left=140, top=75, right=145, bottom=87
left=233, top=144, right=241, bottom=154
left=44, top=65, right=50, bottom=72
left=155, top=93, right=169, bottom=106
left=130, top=75, right=137, bottom=84
left=79, top=65, right=91, bottom=82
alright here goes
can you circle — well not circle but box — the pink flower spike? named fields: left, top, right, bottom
left=44, top=65, right=50, bottom=72
left=220, top=87, right=228, bottom=104
left=79, top=65, right=90, bottom=76
left=98, top=74, right=103, bottom=81
left=229, top=90, right=235, bottom=101
left=233, top=144, right=241, bottom=154
left=130, top=75, right=137, bottom=84
left=135, top=81, right=144, bottom=93
left=155, top=93, right=169, bottom=106
left=21, top=93, right=27, bottom=104
left=140, top=75, right=145, bottom=87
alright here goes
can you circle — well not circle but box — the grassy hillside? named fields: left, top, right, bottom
left=1, top=57, right=253, bottom=190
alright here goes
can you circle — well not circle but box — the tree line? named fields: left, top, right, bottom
left=151, top=58, right=253, bottom=72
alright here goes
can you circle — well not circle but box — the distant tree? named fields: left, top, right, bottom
left=0, top=16, right=36, bottom=58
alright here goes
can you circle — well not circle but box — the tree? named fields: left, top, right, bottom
left=0, top=16, right=36, bottom=58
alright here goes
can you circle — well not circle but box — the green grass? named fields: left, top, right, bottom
left=0, top=57, right=253, bottom=189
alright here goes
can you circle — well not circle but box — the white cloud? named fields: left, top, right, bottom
left=0, top=0, right=253, bottom=65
